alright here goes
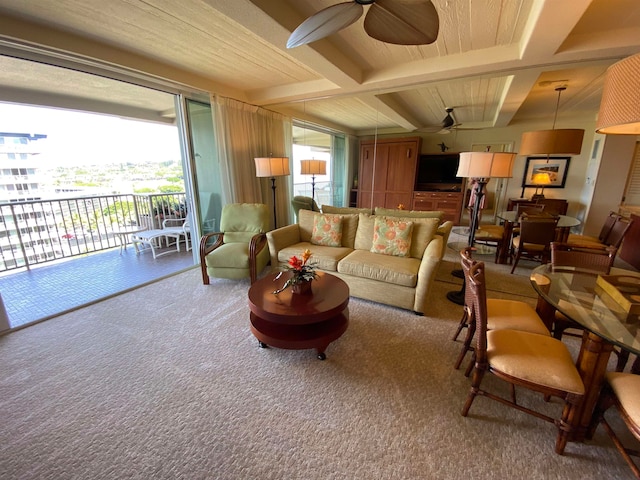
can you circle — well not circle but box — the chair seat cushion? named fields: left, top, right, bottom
left=606, top=372, right=640, bottom=430
left=487, top=299, right=549, bottom=335
left=487, top=329, right=585, bottom=395
left=205, top=242, right=252, bottom=268
left=512, top=237, right=546, bottom=251
left=476, top=225, right=504, bottom=240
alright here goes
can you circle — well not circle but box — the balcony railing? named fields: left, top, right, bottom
left=0, top=192, right=186, bottom=272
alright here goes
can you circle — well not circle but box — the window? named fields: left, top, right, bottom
left=292, top=121, right=348, bottom=207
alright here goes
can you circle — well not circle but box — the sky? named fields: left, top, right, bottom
left=0, top=102, right=181, bottom=166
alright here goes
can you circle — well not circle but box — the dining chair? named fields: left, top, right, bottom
left=548, top=241, right=636, bottom=370
left=536, top=198, right=568, bottom=216
left=473, top=224, right=506, bottom=263
left=515, top=203, right=545, bottom=217
left=199, top=203, right=270, bottom=285
left=461, top=257, right=585, bottom=455
left=591, top=372, right=640, bottom=478
left=452, top=247, right=550, bottom=373
left=510, top=216, right=559, bottom=273
left=567, top=211, right=621, bottom=248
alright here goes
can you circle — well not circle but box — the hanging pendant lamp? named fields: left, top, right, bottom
left=519, top=86, right=584, bottom=156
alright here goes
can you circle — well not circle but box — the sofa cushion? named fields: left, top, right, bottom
left=355, top=213, right=439, bottom=259
left=322, top=205, right=373, bottom=215
left=278, top=242, right=352, bottom=272
left=337, top=250, right=421, bottom=287
left=371, top=217, right=413, bottom=257
left=299, top=209, right=358, bottom=248
left=374, top=207, right=444, bottom=223
left=311, top=213, right=343, bottom=247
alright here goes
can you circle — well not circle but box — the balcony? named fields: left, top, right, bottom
left=0, top=193, right=196, bottom=329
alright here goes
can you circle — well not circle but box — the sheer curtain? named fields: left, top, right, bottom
left=211, top=95, right=292, bottom=228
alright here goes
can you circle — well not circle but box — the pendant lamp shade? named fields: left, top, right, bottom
left=519, top=129, right=585, bottom=155
left=519, top=86, right=584, bottom=155
left=596, top=52, right=640, bottom=135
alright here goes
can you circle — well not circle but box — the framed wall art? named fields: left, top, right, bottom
left=521, top=156, right=570, bottom=188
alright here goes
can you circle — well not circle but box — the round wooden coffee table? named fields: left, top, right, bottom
left=248, top=271, right=349, bottom=360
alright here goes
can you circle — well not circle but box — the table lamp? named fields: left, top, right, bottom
left=254, top=156, right=290, bottom=228
left=530, top=171, right=552, bottom=200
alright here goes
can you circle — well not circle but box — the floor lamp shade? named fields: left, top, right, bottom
left=300, top=159, right=326, bottom=176
left=596, top=52, right=640, bottom=135
left=254, top=157, right=290, bottom=177
left=519, top=129, right=584, bottom=155
left=456, top=152, right=516, bottom=179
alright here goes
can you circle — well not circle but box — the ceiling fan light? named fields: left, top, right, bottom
left=596, top=52, right=640, bottom=134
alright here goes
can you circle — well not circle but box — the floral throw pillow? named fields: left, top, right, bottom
left=370, top=217, right=413, bottom=257
left=311, top=213, right=343, bottom=247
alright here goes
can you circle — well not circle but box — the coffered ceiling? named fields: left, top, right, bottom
left=0, top=0, right=638, bottom=136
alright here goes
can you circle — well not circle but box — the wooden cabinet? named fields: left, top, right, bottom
left=357, top=137, right=420, bottom=210
left=413, top=153, right=465, bottom=224
left=413, top=191, right=463, bottom=224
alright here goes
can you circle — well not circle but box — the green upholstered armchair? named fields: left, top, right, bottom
left=291, top=195, right=319, bottom=221
left=199, top=203, right=270, bottom=284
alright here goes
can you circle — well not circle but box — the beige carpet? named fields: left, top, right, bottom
left=0, top=245, right=635, bottom=479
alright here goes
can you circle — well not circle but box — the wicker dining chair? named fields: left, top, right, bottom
left=452, top=248, right=549, bottom=373
left=591, top=372, right=640, bottom=478
left=548, top=242, right=636, bottom=371
left=510, top=216, right=559, bottom=273
left=461, top=257, right=585, bottom=455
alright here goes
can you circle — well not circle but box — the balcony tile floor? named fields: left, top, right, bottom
left=0, top=244, right=194, bottom=330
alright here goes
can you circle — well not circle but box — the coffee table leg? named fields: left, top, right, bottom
left=258, top=340, right=268, bottom=348
left=317, top=350, right=326, bottom=360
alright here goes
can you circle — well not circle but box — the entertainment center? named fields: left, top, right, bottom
left=357, top=136, right=464, bottom=224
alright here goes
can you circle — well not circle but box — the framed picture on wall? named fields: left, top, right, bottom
left=521, top=156, right=570, bottom=188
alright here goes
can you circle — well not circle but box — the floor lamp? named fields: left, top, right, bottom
left=300, top=159, right=326, bottom=202
left=446, top=151, right=516, bottom=305
left=254, top=156, right=290, bottom=228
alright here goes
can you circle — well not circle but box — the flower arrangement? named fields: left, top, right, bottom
left=273, top=249, right=318, bottom=294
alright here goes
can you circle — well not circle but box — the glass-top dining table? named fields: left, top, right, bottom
left=493, top=211, right=581, bottom=264
left=530, top=264, right=640, bottom=442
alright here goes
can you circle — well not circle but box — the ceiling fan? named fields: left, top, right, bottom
left=417, top=108, right=460, bottom=134
left=417, top=107, right=488, bottom=134
left=286, top=0, right=440, bottom=49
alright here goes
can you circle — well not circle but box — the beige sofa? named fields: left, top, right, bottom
left=266, top=207, right=453, bottom=315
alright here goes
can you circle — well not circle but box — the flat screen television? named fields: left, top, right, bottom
left=416, top=154, right=461, bottom=190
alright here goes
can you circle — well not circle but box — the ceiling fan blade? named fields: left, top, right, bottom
left=287, top=2, right=364, bottom=48
left=364, top=0, right=439, bottom=45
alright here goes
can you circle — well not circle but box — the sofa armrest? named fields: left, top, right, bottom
left=266, top=224, right=302, bottom=269
left=413, top=236, right=443, bottom=314
left=435, top=220, right=453, bottom=259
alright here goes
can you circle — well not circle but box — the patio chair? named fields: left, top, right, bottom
left=162, top=213, right=191, bottom=251
left=199, top=203, right=270, bottom=285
